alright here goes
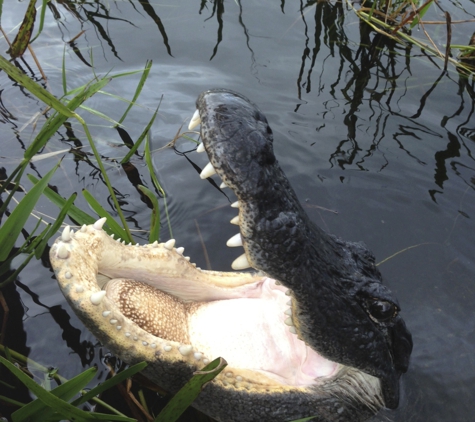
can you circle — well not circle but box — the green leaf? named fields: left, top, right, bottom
left=79, top=104, right=122, bottom=126
left=120, top=102, right=159, bottom=164
left=72, top=361, right=147, bottom=407
left=144, top=134, right=172, bottom=238
left=0, top=356, right=134, bottom=421
left=12, top=367, right=97, bottom=421
left=0, top=54, right=74, bottom=118
left=137, top=185, right=160, bottom=243
left=24, top=77, right=111, bottom=160
left=410, top=0, right=434, bottom=29
left=154, top=357, right=227, bottom=422
left=82, top=189, right=131, bottom=242
left=0, top=163, right=59, bottom=262
left=0, top=251, right=35, bottom=288
left=27, top=174, right=97, bottom=226
left=31, top=0, right=49, bottom=43
left=7, top=0, right=37, bottom=59
left=116, top=60, right=153, bottom=126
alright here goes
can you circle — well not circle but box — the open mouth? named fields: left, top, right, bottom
left=49, top=89, right=412, bottom=421
left=50, top=169, right=342, bottom=390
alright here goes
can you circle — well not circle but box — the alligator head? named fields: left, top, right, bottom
left=50, top=89, right=412, bottom=422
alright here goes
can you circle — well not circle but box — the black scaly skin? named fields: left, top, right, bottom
left=196, top=89, right=413, bottom=410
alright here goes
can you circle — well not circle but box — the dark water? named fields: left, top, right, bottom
left=1, top=1, right=475, bottom=421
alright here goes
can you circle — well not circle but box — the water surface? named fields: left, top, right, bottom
left=1, top=1, right=474, bottom=420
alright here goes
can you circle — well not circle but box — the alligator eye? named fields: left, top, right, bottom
left=367, top=299, right=397, bottom=322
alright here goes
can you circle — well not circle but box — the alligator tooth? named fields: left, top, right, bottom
left=61, top=226, right=71, bottom=242
left=164, top=239, right=176, bottom=250
left=110, top=234, right=115, bottom=239
left=219, top=181, right=227, bottom=189
left=57, top=244, right=69, bottom=259
left=230, top=216, right=240, bottom=225
left=176, top=247, right=185, bottom=255
left=200, top=162, right=216, bottom=179
left=226, top=233, right=243, bottom=247
left=185, top=256, right=191, bottom=261
left=231, top=201, right=240, bottom=208
left=188, top=109, right=201, bottom=130
left=289, top=326, right=297, bottom=334
left=196, top=142, right=206, bottom=153
left=93, top=217, right=107, bottom=230
left=81, top=224, right=87, bottom=232
left=179, top=345, right=193, bottom=356
left=284, top=317, right=294, bottom=326
left=232, top=253, right=251, bottom=270
left=152, top=241, right=158, bottom=248
left=284, top=308, right=292, bottom=316
left=286, top=300, right=292, bottom=306
left=90, top=291, right=106, bottom=305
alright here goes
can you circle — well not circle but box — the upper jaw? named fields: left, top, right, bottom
left=190, top=89, right=413, bottom=409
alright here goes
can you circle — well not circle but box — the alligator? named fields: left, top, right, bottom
left=50, top=89, right=413, bottom=422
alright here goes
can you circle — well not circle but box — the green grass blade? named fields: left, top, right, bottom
left=0, top=356, right=134, bottom=422
left=23, top=77, right=111, bottom=161
left=79, top=118, right=133, bottom=241
left=62, top=45, right=67, bottom=95
left=0, top=163, right=59, bottom=262
left=71, top=362, right=147, bottom=407
left=31, top=0, right=49, bottom=43
left=410, top=0, right=434, bottom=29
left=0, top=54, right=73, bottom=117
left=116, top=60, right=153, bottom=126
left=144, top=134, right=172, bottom=238
left=121, top=102, right=160, bottom=164
left=27, top=174, right=97, bottom=226
left=0, top=251, right=35, bottom=288
left=79, top=104, right=122, bottom=126
left=82, top=189, right=131, bottom=242
left=137, top=185, right=160, bottom=242
left=12, top=367, right=98, bottom=421
left=154, top=357, right=227, bottom=422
